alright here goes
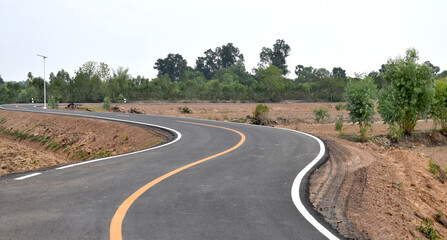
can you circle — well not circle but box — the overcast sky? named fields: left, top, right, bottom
left=1, top=0, right=446, bottom=82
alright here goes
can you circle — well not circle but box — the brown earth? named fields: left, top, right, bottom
left=0, top=110, right=170, bottom=176
left=78, top=102, right=447, bottom=239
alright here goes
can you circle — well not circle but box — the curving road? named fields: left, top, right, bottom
left=0, top=104, right=340, bottom=240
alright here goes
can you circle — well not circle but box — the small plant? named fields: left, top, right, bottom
left=103, top=97, right=111, bottom=110
left=178, top=106, right=192, bottom=114
left=123, top=133, right=129, bottom=141
left=94, top=149, right=111, bottom=159
left=388, top=124, right=404, bottom=142
left=428, top=159, right=439, bottom=175
left=417, top=218, right=443, bottom=240
left=334, top=103, right=345, bottom=135
left=313, top=106, right=330, bottom=124
left=0, top=114, right=3, bottom=123
left=251, top=104, right=270, bottom=125
left=48, top=96, right=59, bottom=109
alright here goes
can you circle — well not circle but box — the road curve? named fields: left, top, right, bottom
left=0, top=104, right=340, bottom=240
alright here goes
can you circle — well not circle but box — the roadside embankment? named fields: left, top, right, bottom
left=0, top=110, right=170, bottom=176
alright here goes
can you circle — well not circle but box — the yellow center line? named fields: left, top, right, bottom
left=110, top=121, right=246, bottom=240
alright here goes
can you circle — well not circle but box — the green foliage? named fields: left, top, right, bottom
left=94, top=149, right=111, bottom=159
left=48, top=96, right=59, bottom=109
left=102, top=96, right=111, bottom=110
left=178, top=106, right=192, bottom=114
left=431, top=78, right=447, bottom=134
left=251, top=104, right=270, bottom=125
left=154, top=53, right=190, bottom=81
left=313, top=106, right=330, bottom=124
left=0, top=115, right=2, bottom=123
left=378, top=48, right=434, bottom=135
left=417, top=218, right=443, bottom=240
left=428, top=159, right=439, bottom=175
left=344, top=77, right=377, bottom=142
left=255, top=65, right=285, bottom=102
left=259, top=39, right=291, bottom=75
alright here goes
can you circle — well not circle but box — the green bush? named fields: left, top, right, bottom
left=313, top=106, right=330, bottom=124
left=432, top=78, right=447, bottom=134
left=103, top=97, right=111, bottom=110
left=48, top=96, right=59, bottom=109
left=428, top=159, right=439, bottom=175
left=178, top=106, right=192, bottom=114
left=344, top=77, right=377, bottom=142
left=378, top=48, right=434, bottom=135
left=252, top=104, right=270, bottom=125
left=417, top=218, right=443, bottom=240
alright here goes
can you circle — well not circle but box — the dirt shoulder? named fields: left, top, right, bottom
left=0, top=110, right=171, bottom=176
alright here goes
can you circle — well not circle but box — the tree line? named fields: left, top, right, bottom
left=0, top=39, right=446, bottom=104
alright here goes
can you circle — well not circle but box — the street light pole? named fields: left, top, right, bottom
left=36, top=54, right=47, bottom=109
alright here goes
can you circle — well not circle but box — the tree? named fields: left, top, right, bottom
left=255, top=65, right=285, bottom=102
left=436, top=70, right=447, bottom=80
left=377, top=48, right=434, bottom=135
left=431, top=78, right=447, bottom=134
left=154, top=53, right=190, bottom=81
left=195, top=43, right=244, bottom=79
left=344, top=77, right=377, bottom=142
left=424, top=61, right=440, bottom=75
left=218, top=43, right=244, bottom=68
left=0, top=75, right=4, bottom=85
left=259, top=39, right=291, bottom=75
left=332, top=67, right=347, bottom=79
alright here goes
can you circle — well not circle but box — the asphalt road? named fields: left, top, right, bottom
left=0, top=104, right=339, bottom=240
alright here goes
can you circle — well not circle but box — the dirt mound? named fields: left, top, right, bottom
left=0, top=110, right=170, bottom=176
left=310, top=137, right=447, bottom=239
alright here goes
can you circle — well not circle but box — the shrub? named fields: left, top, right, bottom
left=428, top=159, right=439, bottom=175
left=344, top=77, right=377, bottom=142
left=252, top=104, right=270, bottom=125
left=103, top=97, right=111, bottom=110
left=48, top=96, right=59, bottom=109
left=431, top=78, right=447, bottom=134
left=378, top=48, right=434, bottom=135
left=334, top=103, right=345, bottom=135
left=417, top=218, right=443, bottom=240
left=313, top=106, right=330, bottom=124
left=178, top=106, right=192, bottom=114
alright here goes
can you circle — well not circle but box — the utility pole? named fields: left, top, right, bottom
left=36, top=54, right=47, bottom=109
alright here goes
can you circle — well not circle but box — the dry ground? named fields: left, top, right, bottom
left=0, top=110, right=170, bottom=176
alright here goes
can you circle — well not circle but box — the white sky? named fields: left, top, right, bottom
left=1, top=0, right=446, bottom=82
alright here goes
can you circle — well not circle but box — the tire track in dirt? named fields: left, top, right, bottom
left=309, top=139, right=363, bottom=239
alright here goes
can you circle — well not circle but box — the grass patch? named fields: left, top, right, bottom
left=428, top=159, right=439, bottom=175
left=417, top=218, right=443, bottom=240
left=94, top=149, right=111, bottom=159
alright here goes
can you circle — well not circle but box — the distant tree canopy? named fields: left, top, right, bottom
left=259, top=39, right=291, bottom=75
left=154, top=53, right=190, bottom=81
left=0, top=44, right=445, bottom=107
left=195, top=43, right=244, bottom=80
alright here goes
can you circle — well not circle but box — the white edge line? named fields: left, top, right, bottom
left=15, top=172, right=42, bottom=180
left=0, top=105, right=182, bottom=172
left=282, top=127, right=339, bottom=240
